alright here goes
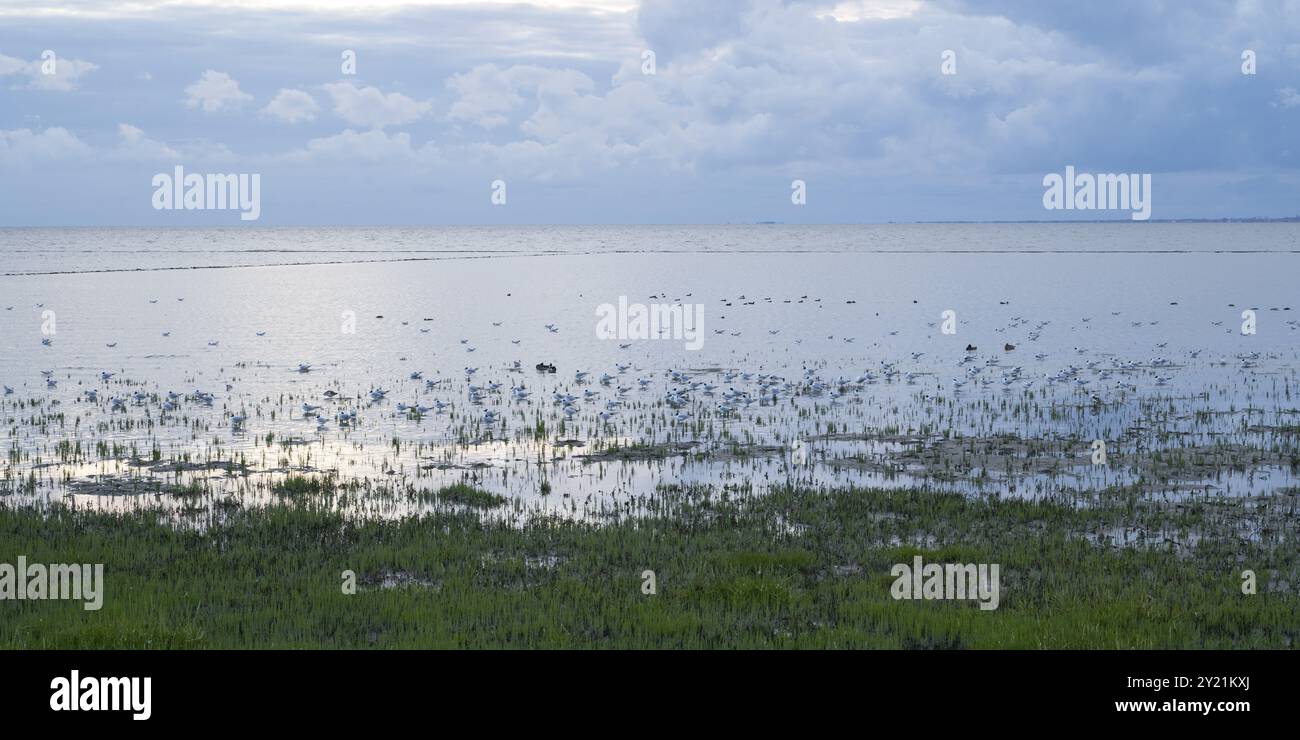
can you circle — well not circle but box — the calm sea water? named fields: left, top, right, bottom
left=1, top=224, right=1298, bottom=517
left=3, top=223, right=1298, bottom=275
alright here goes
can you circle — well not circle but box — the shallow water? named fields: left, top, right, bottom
left=2, top=224, right=1298, bottom=519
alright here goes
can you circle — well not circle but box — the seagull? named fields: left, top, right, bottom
left=297, top=363, right=312, bottom=373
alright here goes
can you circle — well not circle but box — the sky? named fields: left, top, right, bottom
left=1, top=0, right=1298, bottom=225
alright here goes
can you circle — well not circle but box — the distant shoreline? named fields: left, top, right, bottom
left=2, top=219, right=1300, bottom=229
left=911, top=217, right=1300, bottom=224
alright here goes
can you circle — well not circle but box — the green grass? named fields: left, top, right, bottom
left=271, top=475, right=334, bottom=498
left=0, top=485, right=1295, bottom=648
left=424, top=483, right=507, bottom=509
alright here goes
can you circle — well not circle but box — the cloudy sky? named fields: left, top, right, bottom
left=1, top=0, right=1298, bottom=225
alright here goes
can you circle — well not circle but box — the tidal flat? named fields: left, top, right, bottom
left=2, top=225, right=1299, bottom=648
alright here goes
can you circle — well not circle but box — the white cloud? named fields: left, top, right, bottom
left=112, top=123, right=180, bottom=159
left=0, top=54, right=22, bottom=76
left=446, top=64, right=595, bottom=130
left=184, top=70, right=253, bottom=113
left=0, top=127, right=93, bottom=166
left=264, top=88, right=320, bottom=123
left=0, top=52, right=98, bottom=91
left=322, top=82, right=431, bottom=129
left=1273, top=87, right=1300, bottom=109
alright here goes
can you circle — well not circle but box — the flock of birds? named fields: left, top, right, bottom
left=7, top=294, right=1290, bottom=434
